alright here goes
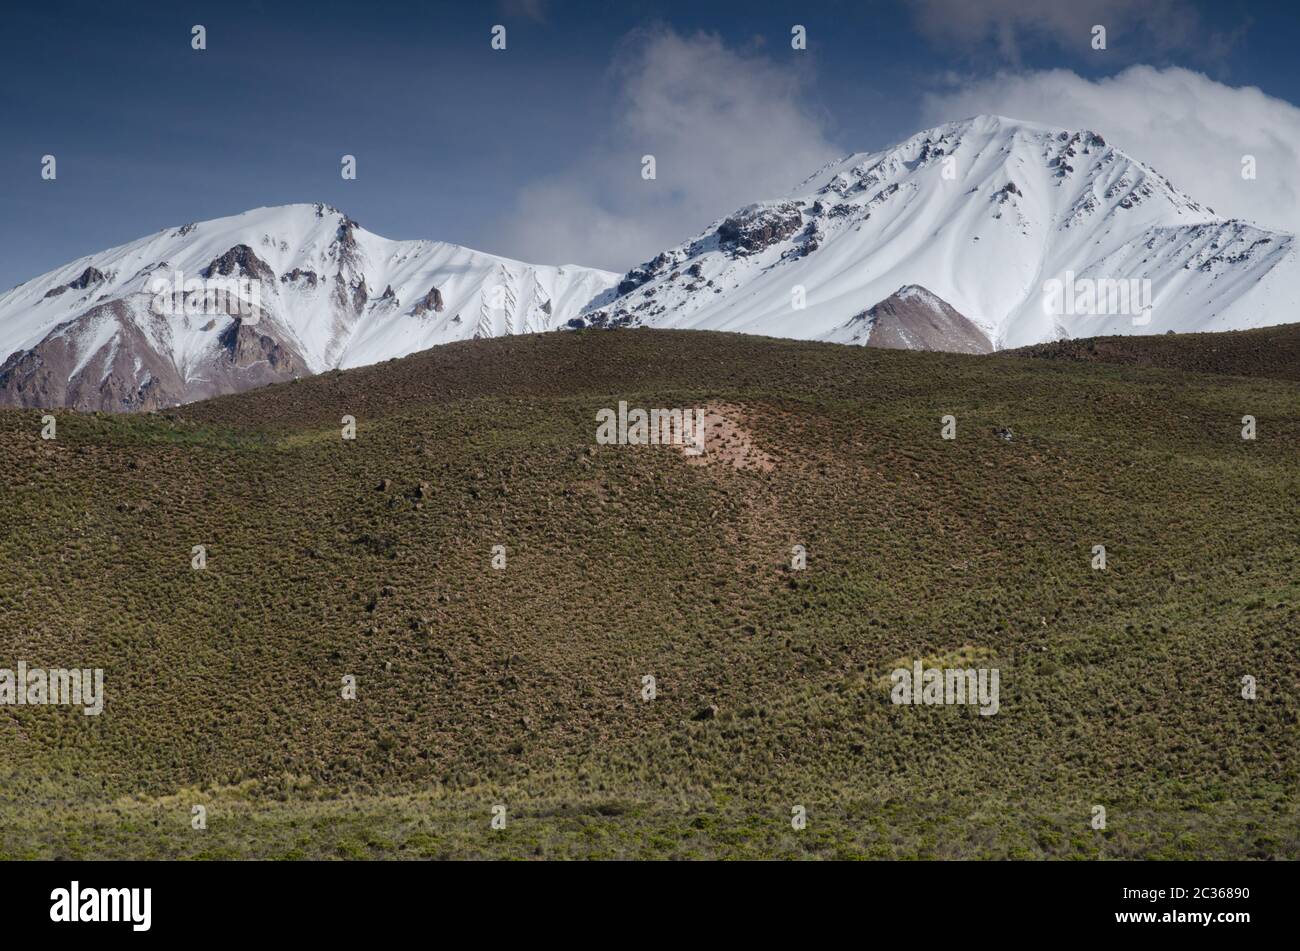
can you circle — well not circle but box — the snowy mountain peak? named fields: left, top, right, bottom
left=0, top=205, right=619, bottom=411
left=806, top=114, right=1212, bottom=225
left=582, top=114, right=1294, bottom=348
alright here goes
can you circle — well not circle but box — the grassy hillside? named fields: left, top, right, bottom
left=1012, top=322, right=1300, bottom=382
left=1, top=328, right=1297, bottom=859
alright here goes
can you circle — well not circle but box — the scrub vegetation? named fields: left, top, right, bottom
left=1, top=329, right=1296, bottom=858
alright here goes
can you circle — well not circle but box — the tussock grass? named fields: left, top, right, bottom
left=0, top=329, right=1296, bottom=858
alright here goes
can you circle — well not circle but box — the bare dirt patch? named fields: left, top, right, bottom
left=679, top=401, right=776, bottom=472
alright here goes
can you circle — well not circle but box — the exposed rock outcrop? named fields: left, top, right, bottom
left=0, top=298, right=306, bottom=412
left=411, top=286, right=444, bottom=317
left=201, top=245, right=274, bottom=283
left=832, top=285, right=993, bottom=354
left=42, top=266, right=107, bottom=299
left=0, top=301, right=184, bottom=411
left=217, top=318, right=299, bottom=373
left=717, top=203, right=803, bottom=255
left=280, top=268, right=319, bottom=287
left=616, top=253, right=672, bottom=296
left=69, top=266, right=107, bottom=290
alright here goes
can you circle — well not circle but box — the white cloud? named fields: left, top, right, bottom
left=922, top=66, right=1300, bottom=232
left=494, top=28, right=840, bottom=271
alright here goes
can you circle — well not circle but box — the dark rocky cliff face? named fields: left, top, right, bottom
left=716, top=203, right=804, bottom=256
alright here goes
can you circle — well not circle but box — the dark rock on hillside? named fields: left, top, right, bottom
left=351, top=276, right=369, bottom=310
left=280, top=268, right=319, bottom=287
left=68, top=266, right=107, bottom=290
left=717, top=203, right=803, bottom=255
left=217, top=317, right=299, bottom=372
left=43, top=266, right=107, bottom=299
left=332, top=215, right=364, bottom=271
left=201, top=245, right=275, bottom=283
left=411, top=286, right=445, bottom=317
left=616, top=252, right=672, bottom=296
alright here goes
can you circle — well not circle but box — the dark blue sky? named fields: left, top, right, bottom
left=2, top=0, right=1296, bottom=288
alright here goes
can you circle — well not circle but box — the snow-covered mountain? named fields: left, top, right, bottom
left=0, top=203, right=618, bottom=411
left=581, top=114, right=1299, bottom=349
left=5, top=116, right=1297, bottom=412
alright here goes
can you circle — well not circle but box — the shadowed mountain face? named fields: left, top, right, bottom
left=829, top=285, right=992, bottom=353
left=2, top=329, right=1295, bottom=859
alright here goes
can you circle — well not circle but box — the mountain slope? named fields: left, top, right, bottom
left=825, top=284, right=992, bottom=353
left=2, top=330, right=1296, bottom=858
left=583, top=114, right=1298, bottom=349
left=0, top=204, right=618, bottom=411
left=1010, top=321, right=1300, bottom=382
